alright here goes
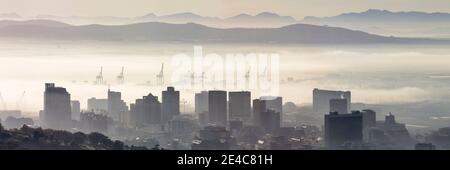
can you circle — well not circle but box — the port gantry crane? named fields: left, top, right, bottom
left=117, top=66, right=124, bottom=85
left=156, top=63, right=164, bottom=86
left=95, top=66, right=104, bottom=85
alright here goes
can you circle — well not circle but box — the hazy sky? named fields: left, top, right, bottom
left=1, top=0, right=450, bottom=19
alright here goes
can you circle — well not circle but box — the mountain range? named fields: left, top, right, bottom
left=0, top=12, right=299, bottom=28
left=302, top=9, right=450, bottom=38
left=0, top=19, right=445, bottom=44
left=3, top=9, right=450, bottom=38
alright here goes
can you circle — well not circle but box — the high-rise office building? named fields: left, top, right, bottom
left=108, top=89, right=128, bottom=122
left=130, top=93, right=161, bottom=126
left=70, top=100, right=81, bottom=121
left=260, top=109, right=281, bottom=134
left=253, top=99, right=281, bottom=133
left=253, top=99, right=266, bottom=127
left=195, top=91, right=209, bottom=126
left=260, top=96, right=283, bottom=115
left=228, top=91, right=251, bottom=122
left=324, top=111, right=363, bottom=149
left=195, top=91, right=209, bottom=115
left=208, top=90, right=227, bottom=127
left=362, top=109, right=376, bottom=141
left=162, top=86, right=180, bottom=123
left=330, top=98, right=348, bottom=114
left=313, top=88, right=351, bottom=115
left=42, top=83, right=72, bottom=130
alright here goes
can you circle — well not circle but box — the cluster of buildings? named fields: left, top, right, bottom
left=34, top=83, right=417, bottom=150
left=316, top=88, right=413, bottom=149
left=0, top=110, right=35, bottom=129
left=192, top=91, right=287, bottom=150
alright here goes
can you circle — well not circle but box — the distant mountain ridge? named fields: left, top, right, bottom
left=304, top=9, right=450, bottom=23
left=302, top=9, right=450, bottom=38
left=0, top=12, right=300, bottom=28
left=0, top=19, right=445, bottom=44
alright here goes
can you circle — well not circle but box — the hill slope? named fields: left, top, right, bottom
left=0, top=19, right=444, bottom=44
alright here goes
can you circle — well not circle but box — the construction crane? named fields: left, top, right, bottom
left=156, top=63, right=164, bottom=86
left=95, top=66, right=104, bottom=85
left=117, top=66, right=124, bottom=85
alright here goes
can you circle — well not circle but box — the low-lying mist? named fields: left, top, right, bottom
left=0, top=40, right=449, bottom=123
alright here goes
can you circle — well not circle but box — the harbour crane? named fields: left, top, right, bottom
left=156, top=63, right=164, bottom=86
left=117, top=66, right=124, bottom=84
left=95, top=66, right=104, bottom=85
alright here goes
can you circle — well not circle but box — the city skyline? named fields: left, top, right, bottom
left=0, top=81, right=425, bottom=150
left=1, top=0, right=450, bottom=152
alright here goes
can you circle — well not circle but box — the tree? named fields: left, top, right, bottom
left=88, top=132, right=110, bottom=147
left=112, top=140, right=124, bottom=150
left=151, top=144, right=163, bottom=150
left=72, top=132, right=87, bottom=146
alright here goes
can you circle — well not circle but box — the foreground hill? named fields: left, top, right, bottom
left=0, top=124, right=145, bottom=150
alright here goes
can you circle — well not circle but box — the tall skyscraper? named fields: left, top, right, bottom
left=330, top=98, right=348, bottom=114
left=42, top=83, right=71, bottom=130
left=313, top=88, right=351, bottom=115
left=260, top=96, right=283, bottom=115
left=108, top=89, right=128, bottom=122
left=162, top=86, right=180, bottom=123
left=195, top=91, right=209, bottom=115
left=324, top=111, right=363, bottom=149
left=253, top=99, right=281, bottom=133
left=260, top=109, right=281, bottom=134
left=71, top=100, right=81, bottom=121
left=252, top=99, right=266, bottom=127
left=362, top=109, right=376, bottom=142
left=130, top=93, right=161, bottom=126
left=208, top=90, right=227, bottom=127
left=195, top=91, right=209, bottom=126
left=228, top=91, right=251, bottom=122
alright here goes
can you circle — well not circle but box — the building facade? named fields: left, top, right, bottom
left=42, top=83, right=72, bottom=130
left=208, top=91, right=227, bottom=127
left=162, top=86, right=180, bottom=123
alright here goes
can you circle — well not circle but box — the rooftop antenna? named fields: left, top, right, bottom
left=117, top=66, right=124, bottom=85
